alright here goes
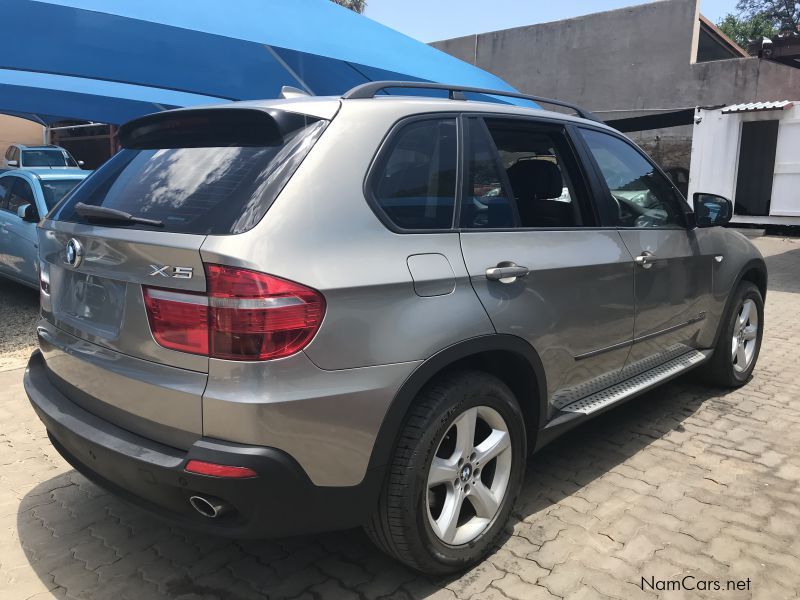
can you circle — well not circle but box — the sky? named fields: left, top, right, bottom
left=364, top=0, right=739, bottom=42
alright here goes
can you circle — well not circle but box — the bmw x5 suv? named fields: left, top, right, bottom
left=24, top=82, right=766, bottom=574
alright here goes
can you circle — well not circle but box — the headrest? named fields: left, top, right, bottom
left=507, top=160, right=563, bottom=201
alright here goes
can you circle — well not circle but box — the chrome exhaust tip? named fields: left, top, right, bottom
left=189, top=495, right=229, bottom=518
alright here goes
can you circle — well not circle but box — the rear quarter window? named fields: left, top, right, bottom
left=371, top=118, right=457, bottom=230
left=52, top=111, right=327, bottom=235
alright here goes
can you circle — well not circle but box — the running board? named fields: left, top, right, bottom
left=560, top=349, right=710, bottom=415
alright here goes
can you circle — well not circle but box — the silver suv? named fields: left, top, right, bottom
left=24, top=82, right=766, bottom=574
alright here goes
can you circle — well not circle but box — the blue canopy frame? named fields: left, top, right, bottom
left=2, top=0, right=520, bottom=125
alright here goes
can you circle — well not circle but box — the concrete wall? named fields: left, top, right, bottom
left=431, top=0, right=800, bottom=170
left=0, top=115, right=45, bottom=157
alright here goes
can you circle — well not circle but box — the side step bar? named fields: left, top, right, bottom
left=560, top=349, right=710, bottom=415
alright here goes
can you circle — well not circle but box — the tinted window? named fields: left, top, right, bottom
left=373, top=118, right=457, bottom=230
left=53, top=119, right=327, bottom=235
left=40, top=178, right=83, bottom=211
left=21, top=149, right=73, bottom=167
left=0, top=178, right=11, bottom=210
left=580, top=129, right=686, bottom=228
left=462, top=118, right=588, bottom=229
left=7, top=178, right=35, bottom=214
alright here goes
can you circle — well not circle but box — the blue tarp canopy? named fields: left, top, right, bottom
left=2, top=0, right=519, bottom=125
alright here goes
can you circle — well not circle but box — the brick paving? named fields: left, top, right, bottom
left=1, top=235, right=799, bottom=600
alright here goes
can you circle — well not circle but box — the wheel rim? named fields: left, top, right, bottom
left=425, top=405, right=513, bottom=546
left=731, top=298, right=759, bottom=373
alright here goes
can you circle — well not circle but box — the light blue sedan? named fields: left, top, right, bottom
left=0, top=168, right=90, bottom=288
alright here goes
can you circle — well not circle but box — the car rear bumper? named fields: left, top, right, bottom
left=24, top=350, right=383, bottom=538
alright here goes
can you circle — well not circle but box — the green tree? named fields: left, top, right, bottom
left=737, top=0, right=799, bottom=30
left=330, top=0, right=367, bottom=14
left=718, top=12, right=778, bottom=46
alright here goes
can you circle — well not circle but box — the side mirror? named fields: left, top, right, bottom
left=693, top=193, right=732, bottom=228
left=17, top=203, right=39, bottom=223
left=7, top=160, right=18, bottom=167
left=78, top=160, right=85, bottom=167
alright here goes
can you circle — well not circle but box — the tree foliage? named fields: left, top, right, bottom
left=718, top=12, right=778, bottom=46
left=718, top=1, right=799, bottom=47
left=736, top=0, right=799, bottom=31
left=330, top=0, right=367, bottom=14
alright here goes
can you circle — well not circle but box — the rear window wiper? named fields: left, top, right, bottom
left=75, top=202, right=164, bottom=227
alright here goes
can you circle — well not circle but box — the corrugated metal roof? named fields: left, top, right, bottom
left=722, top=101, right=793, bottom=114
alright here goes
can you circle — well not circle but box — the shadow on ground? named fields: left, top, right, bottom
left=17, top=375, right=727, bottom=599
left=762, top=245, right=800, bottom=294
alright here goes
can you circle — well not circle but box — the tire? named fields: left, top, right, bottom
left=365, top=370, right=527, bottom=575
left=700, top=281, right=764, bottom=387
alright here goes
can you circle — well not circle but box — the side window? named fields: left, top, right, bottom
left=461, top=117, right=590, bottom=229
left=372, top=118, right=457, bottom=230
left=580, top=128, right=686, bottom=228
left=7, top=178, right=35, bottom=215
left=0, top=178, right=11, bottom=211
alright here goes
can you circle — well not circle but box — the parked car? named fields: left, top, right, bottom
left=24, top=83, right=766, bottom=575
left=0, top=168, right=89, bottom=288
left=3, top=144, right=83, bottom=170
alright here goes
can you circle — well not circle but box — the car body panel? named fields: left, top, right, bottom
left=618, top=227, right=714, bottom=369
left=37, top=319, right=205, bottom=448
left=459, top=229, right=635, bottom=416
left=203, top=353, right=421, bottom=486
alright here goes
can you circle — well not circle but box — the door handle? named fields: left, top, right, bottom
left=485, top=262, right=529, bottom=282
left=634, top=251, right=655, bottom=269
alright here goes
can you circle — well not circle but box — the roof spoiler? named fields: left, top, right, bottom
left=119, top=107, right=321, bottom=149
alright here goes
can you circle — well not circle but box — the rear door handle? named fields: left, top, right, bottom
left=485, top=262, right=529, bottom=282
left=634, top=251, right=655, bottom=269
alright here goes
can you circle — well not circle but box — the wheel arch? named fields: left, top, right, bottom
left=367, top=335, right=547, bottom=472
left=711, top=257, right=768, bottom=348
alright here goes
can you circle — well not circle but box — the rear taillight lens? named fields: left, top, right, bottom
left=143, top=265, right=325, bottom=361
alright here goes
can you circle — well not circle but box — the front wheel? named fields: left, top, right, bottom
left=700, top=281, right=764, bottom=387
left=365, top=371, right=526, bottom=575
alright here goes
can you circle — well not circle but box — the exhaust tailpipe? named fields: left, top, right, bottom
left=189, top=495, right=230, bottom=518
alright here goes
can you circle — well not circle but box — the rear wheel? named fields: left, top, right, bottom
left=365, top=371, right=526, bottom=574
left=700, top=281, right=764, bottom=387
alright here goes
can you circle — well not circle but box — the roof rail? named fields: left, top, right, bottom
left=342, top=81, right=602, bottom=122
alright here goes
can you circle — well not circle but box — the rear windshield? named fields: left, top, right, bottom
left=23, top=149, right=77, bottom=167
left=52, top=115, right=327, bottom=235
left=40, top=178, right=84, bottom=210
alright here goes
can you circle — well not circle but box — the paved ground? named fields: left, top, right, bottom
left=1, top=236, right=800, bottom=600
left=0, top=280, right=37, bottom=371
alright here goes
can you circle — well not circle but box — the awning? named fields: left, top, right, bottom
left=722, top=101, right=794, bottom=114
left=604, top=108, right=696, bottom=132
left=1, top=0, right=518, bottom=125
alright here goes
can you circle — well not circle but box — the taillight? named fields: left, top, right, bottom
left=143, top=265, right=325, bottom=361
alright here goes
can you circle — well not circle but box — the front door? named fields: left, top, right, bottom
left=457, top=116, right=635, bottom=415
left=578, top=128, right=713, bottom=372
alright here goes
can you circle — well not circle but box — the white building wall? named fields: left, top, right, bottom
left=688, top=104, right=800, bottom=222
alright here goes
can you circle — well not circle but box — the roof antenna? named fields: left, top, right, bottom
left=280, top=86, right=311, bottom=99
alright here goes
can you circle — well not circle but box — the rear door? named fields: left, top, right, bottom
left=577, top=127, right=713, bottom=372
left=38, top=107, right=329, bottom=447
left=458, top=116, right=635, bottom=415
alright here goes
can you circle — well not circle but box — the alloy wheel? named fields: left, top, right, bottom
left=731, top=298, right=759, bottom=373
left=426, top=405, right=513, bottom=546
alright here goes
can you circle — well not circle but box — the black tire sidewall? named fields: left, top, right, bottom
left=409, top=372, right=526, bottom=571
